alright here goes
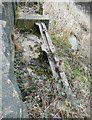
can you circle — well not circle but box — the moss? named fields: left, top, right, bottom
left=31, top=67, right=52, bottom=80
left=64, top=60, right=70, bottom=69
left=73, top=67, right=82, bottom=77
left=16, top=6, right=21, bottom=17
left=79, top=76, right=88, bottom=83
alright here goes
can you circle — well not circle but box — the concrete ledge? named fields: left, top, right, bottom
left=16, top=13, right=49, bottom=31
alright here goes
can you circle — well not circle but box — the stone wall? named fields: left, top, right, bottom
left=0, top=2, right=28, bottom=118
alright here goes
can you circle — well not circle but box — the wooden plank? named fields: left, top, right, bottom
left=36, top=22, right=76, bottom=107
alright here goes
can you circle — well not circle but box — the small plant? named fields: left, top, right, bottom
left=73, top=67, right=82, bottom=77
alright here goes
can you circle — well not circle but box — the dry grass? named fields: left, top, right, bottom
left=43, top=2, right=90, bottom=60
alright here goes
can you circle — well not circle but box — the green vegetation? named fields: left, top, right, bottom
left=13, top=26, right=90, bottom=118
left=51, top=35, right=71, bottom=57
left=50, top=35, right=90, bottom=85
left=31, top=67, right=52, bottom=80
left=73, top=67, right=82, bottom=77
